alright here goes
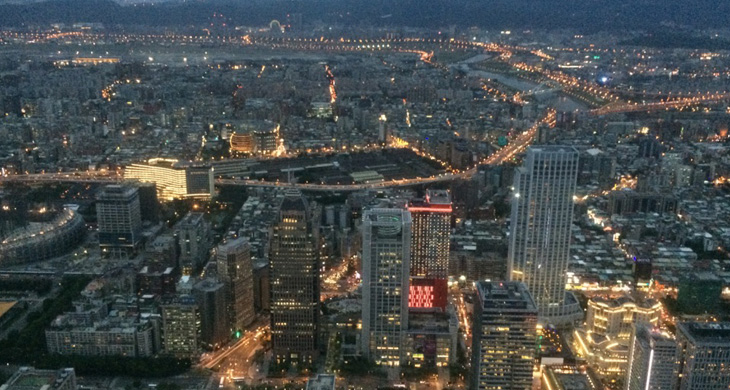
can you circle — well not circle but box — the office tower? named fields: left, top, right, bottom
left=361, top=207, right=412, bottom=366
left=217, top=238, right=256, bottom=334
left=471, top=281, right=537, bottom=390
left=161, top=296, right=199, bottom=358
left=193, top=278, right=228, bottom=349
left=96, top=185, right=142, bottom=257
left=269, top=190, right=320, bottom=365
left=174, top=212, right=212, bottom=274
left=408, top=190, right=451, bottom=311
left=508, top=146, right=580, bottom=322
left=625, top=325, right=680, bottom=390
left=676, top=322, right=730, bottom=390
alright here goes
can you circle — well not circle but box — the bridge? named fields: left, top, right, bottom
left=590, top=93, right=730, bottom=116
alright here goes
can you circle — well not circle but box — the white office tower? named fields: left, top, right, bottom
left=361, top=207, right=412, bottom=366
left=508, top=146, right=581, bottom=325
left=625, top=324, right=680, bottom=390
left=470, top=281, right=537, bottom=390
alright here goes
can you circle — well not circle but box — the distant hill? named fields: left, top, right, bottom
left=0, top=0, right=728, bottom=33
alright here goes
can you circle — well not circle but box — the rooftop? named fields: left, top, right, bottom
left=0, top=367, right=75, bottom=390
left=476, top=281, right=537, bottom=312
left=678, top=322, right=730, bottom=345
left=306, top=374, right=335, bottom=390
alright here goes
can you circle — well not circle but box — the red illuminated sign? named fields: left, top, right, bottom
left=409, top=284, right=435, bottom=308
left=408, top=205, right=453, bottom=213
left=409, top=278, right=448, bottom=310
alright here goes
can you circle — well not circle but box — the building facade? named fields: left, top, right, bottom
left=361, top=207, right=412, bottom=366
left=470, top=281, right=538, bottom=390
left=193, top=278, right=228, bottom=349
left=625, top=325, right=679, bottom=390
left=96, top=185, right=142, bottom=257
left=216, top=238, right=256, bottom=333
left=161, top=296, right=199, bottom=358
left=508, top=146, right=580, bottom=323
left=174, top=212, right=212, bottom=274
left=269, top=191, right=320, bottom=365
left=676, top=322, right=730, bottom=390
left=408, top=190, right=451, bottom=311
left=125, top=158, right=214, bottom=201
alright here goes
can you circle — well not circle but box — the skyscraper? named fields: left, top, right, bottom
left=174, top=212, right=212, bottom=274
left=408, top=190, right=451, bottom=311
left=193, top=278, right=228, bottom=349
left=217, top=237, right=256, bottom=334
left=96, top=185, right=142, bottom=257
left=625, top=324, right=680, bottom=390
left=269, top=190, right=320, bottom=365
left=470, top=281, right=537, bottom=390
left=161, top=296, right=199, bottom=358
left=361, top=207, right=412, bottom=366
left=508, top=146, right=581, bottom=323
left=676, top=322, right=730, bottom=390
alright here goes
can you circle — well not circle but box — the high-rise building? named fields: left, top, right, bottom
left=96, top=185, right=142, bottom=257
left=470, top=281, right=537, bottom=390
left=676, top=322, right=730, bottom=390
left=624, top=325, right=680, bottom=390
left=193, top=278, right=228, bottom=349
left=174, top=212, right=212, bottom=274
left=161, top=296, right=199, bottom=358
left=269, top=190, right=320, bottom=365
left=408, top=190, right=451, bottom=311
left=508, top=146, right=581, bottom=323
left=361, top=207, right=412, bottom=366
left=216, top=238, right=256, bottom=334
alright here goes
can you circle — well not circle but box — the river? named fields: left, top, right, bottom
left=467, top=68, right=589, bottom=112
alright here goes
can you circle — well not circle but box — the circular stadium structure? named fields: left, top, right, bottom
left=0, top=209, right=85, bottom=266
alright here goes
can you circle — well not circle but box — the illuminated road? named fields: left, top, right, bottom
left=0, top=32, right=722, bottom=191
left=0, top=110, right=555, bottom=191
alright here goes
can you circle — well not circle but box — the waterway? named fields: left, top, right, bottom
left=467, top=68, right=589, bottom=112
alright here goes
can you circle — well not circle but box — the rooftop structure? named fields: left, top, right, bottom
left=305, top=374, right=335, bottom=390
left=0, top=367, right=76, bottom=390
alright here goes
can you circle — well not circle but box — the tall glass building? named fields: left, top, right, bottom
left=216, top=237, right=255, bottom=334
left=508, top=146, right=581, bottom=323
left=471, top=281, right=537, bottom=390
left=361, top=207, right=412, bottom=366
left=269, top=190, right=320, bottom=365
left=625, top=324, right=680, bottom=390
left=408, top=189, right=451, bottom=311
